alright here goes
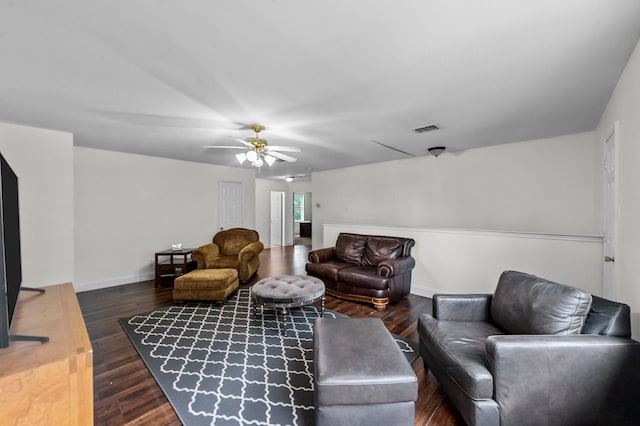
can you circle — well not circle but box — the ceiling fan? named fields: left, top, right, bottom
left=204, top=125, right=300, bottom=167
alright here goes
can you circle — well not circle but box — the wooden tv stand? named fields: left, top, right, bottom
left=0, top=283, right=93, bottom=425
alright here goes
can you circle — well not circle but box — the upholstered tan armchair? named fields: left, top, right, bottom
left=192, top=228, right=264, bottom=281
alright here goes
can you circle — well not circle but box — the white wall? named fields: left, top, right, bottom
left=312, top=132, right=603, bottom=304
left=0, top=123, right=74, bottom=287
left=312, top=131, right=600, bottom=247
left=74, top=147, right=256, bottom=291
left=596, top=38, right=640, bottom=338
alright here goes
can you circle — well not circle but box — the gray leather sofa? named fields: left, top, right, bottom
left=418, top=270, right=640, bottom=426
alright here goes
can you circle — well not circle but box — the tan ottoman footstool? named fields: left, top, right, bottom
left=173, top=268, right=239, bottom=305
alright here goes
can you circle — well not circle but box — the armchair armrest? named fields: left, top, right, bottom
left=239, top=241, right=264, bottom=262
left=308, top=247, right=337, bottom=263
left=433, top=294, right=492, bottom=321
left=486, top=335, right=640, bottom=425
left=191, top=243, right=220, bottom=269
left=377, top=256, right=415, bottom=277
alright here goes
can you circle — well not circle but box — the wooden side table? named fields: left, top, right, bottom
left=154, top=248, right=196, bottom=287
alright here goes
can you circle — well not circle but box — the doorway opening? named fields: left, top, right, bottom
left=603, top=122, right=618, bottom=299
left=270, top=191, right=285, bottom=247
left=294, top=191, right=312, bottom=246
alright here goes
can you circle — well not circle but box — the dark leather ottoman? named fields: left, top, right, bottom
left=313, top=318, right=418, bottom=426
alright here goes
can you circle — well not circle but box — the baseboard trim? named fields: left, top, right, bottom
left=411, top=285, right=441, bottom=299
left=74, top=272, right=155, bottom=293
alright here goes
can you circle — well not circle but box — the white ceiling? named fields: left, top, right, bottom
left=1, top=1, right=639, bottom=180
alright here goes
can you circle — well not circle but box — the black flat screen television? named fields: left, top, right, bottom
left=0, top=152, right=48, bottom=348
left=0, top=152, right=23, bottom=348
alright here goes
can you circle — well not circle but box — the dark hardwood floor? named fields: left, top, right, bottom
left=77, top=245, right=464, bottom=425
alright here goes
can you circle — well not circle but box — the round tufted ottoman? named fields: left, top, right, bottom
left=251, top=275, right=325, bottom=328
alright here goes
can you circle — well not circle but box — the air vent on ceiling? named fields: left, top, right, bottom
left=414, top=124, right=439, bottom=133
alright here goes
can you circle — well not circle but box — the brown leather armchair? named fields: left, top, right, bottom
left=192, top=228, right=264, bottom=282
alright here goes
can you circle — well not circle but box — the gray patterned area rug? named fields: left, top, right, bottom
left=119, top=288, right=418, bottom=426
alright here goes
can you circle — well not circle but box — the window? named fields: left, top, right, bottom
left=293, top=193, right=304, bottom=222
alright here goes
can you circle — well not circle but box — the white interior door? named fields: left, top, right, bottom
left=270, top=191, right=284, bottom=247
left=603, top=123, right=618, bottom=299
left=218, top=181, right=244, bottom=230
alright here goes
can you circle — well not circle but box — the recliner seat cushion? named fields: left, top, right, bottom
left=491, top=271, right=592, bottom=335
left=334, top=234, right=367, bottom=264
left=419, top=314, right=502, bottom=399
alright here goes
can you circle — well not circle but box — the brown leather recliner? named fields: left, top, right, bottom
left=192, top=228, right=264, bottom=282
left=306, top=233, right=416, bottom=310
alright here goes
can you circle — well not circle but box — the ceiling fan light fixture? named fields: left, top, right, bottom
left=236, top=152, right=247, bottom=164
left=206, top=124, right=299, bottom=168
left=246, top=150, right=258, bottom=162
left=264, top=154, right=276, bottom=166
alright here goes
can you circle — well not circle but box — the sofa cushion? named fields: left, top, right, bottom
left=491, top=271, right=592, bottom=335
left=204, top=255, right=238, bottom=269
left=213, top=228, right=259, bottom=256
left=362, top=237, right=404, bottom=266
left=418, top=314, right=502, bottom=399
left=581, top=295, right=631, bottom=338
left=338, top=265, right=389, bottom=290
left=305, top=260, right=354, bottom=282
left=334, top=233, right=367, bottom=264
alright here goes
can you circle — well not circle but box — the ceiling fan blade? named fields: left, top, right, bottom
left=229, top=137, right=253, bottom=147
left=269, top=151, right=297, bottom=162
left=203, top=145, right=246, bottom=149
left=266, top=145, right=301, bottom=153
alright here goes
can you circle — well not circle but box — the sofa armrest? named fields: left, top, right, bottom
left=432, top=294, right=492, bottom=321
left=377, top=256, right=415, bottom=277
left=486, top=335, right=640, bottom=425
left=239, top=241, right=264, bottom=262
left=191, top=243, right=220, bottom=269
left=308, top=247, right=337, bottom=263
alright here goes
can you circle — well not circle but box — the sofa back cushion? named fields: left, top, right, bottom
left=491, top=271, right=592, bottom=335
left=334, top=233, right=367, bottom=264
left=362, top=236, right=404, bottom=266
left=581, top=295, right=631, bottom=338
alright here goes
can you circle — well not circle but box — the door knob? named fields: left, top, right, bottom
left=604, top=256, right=615, bottom=263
